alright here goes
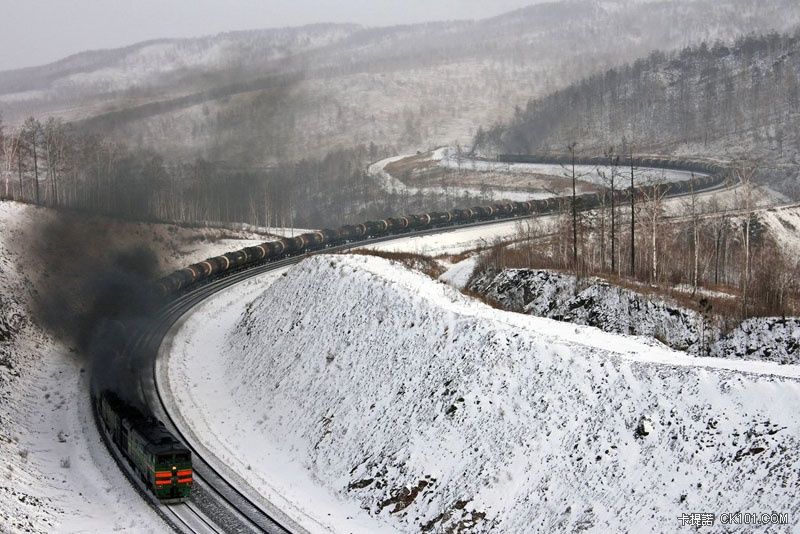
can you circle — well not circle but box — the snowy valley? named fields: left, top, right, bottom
left=2, top=0, right=800, bottom=532
left=165, top=253, right=800, bottom=533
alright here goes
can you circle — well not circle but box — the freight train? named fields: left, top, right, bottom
left=158, top=159, right=726, bottom=295
left=97, top=391, right=193, bottom=503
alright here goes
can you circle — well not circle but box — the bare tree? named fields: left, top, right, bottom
left=641, top=172, right=669, bottom=283
left=23, top=117, right=41, bottom=205
left=43, top=117, right=66, bottom=207
left=567, top=142, right=578, bottom=271
left=596, top=147, right=620, bottom=273
left=733, top=160, right=759, bottom=317
left=686, top=174, right=700, bottom=295
left=0, top=114, right=5, bottom=199
left=560, top=143, right=594, bottom=274
left=629, top=151, right=636, bottom=276
left=14, top=129, right=24, bottom=201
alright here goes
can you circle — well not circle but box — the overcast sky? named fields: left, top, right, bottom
left=0, top=0, right=540, bottom=71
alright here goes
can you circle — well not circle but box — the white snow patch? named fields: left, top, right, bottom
left=163, top=268, right=400, bottom=534
left=167, top=254, right=800, bottom=533
left=438, top=147, right=705, bottom=185
left=368, top=155, right=553, bottom=201
left=438, top=256, right=479, bottom=289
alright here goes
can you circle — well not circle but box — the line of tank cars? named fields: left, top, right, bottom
left=159, top=159, right=724, bottom=295
left=158, top=200, right=559, bottom=293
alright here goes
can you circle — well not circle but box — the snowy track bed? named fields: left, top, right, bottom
left=164, top=254, right=800, bottom=533
left=159, top=269, right=394, bottom=534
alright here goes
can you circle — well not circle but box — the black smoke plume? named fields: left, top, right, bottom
left=28, top=213, right=165, bottom=407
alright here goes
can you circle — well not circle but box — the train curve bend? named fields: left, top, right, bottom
left=94, top=158, right=735, bottom=533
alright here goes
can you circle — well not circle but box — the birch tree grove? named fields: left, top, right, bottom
left=0, top=116, right=509, bottom=229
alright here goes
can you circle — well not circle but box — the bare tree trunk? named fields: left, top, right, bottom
left=568, top=142, right=578, bottom=272
left=743, top=214, right=751, bottom=316
left=32, top=136, right=39, bottom=205
left=652, top=211, right=657, bottom=282
left=691, top=175, right=699, bottom=296
left=643, top=180, right=667, bottom=284
left=17, top=138, right=23, bottom=201
left=611, top=172, right=616, bottom=274
left=735, top=160, right=757, bottom=317
left=630, top=154, right=635, bottom=276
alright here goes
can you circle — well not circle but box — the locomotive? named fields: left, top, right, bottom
left=98, top=391, right=193, bottom=503
left=158, top=158, right=727, bottom=295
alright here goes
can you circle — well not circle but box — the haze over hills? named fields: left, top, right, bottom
left=2, top=3, right=800, bottom=531
left=480, top=29, right=800, bottom=197
left=4, top=0, right=800, bottom=166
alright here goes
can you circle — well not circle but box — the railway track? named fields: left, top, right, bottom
left=98, top=165, right=737, bottom=533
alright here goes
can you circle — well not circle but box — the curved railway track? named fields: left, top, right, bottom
left=98, top=165, right=734, bottom=533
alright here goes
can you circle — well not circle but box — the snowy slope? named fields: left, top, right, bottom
left=470, top=269, right=715, bottom=355
left=368, top=154, right=554, bottom=202
left=471, top=268, right=800, bottom=363
left=759, top=205, right=800, bottom=259
left=711, top=317, right=800, bottom=364
left=168, top=254, right=800, bottom=533
left=0, top=203, right=166, bottom=532
left=438, top=147, right=704, bottom=185
left=0, top=200, right=283, bottom=532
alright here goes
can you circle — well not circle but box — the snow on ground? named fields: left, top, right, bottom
left=470, top=269, right=715, bottom=355
left=0, top=200, right=281, bottom=532
left=470, top=268, right=800, bottom=363
left=0, top=202, right=168, bottom=532
left=369, top=147, right=727, bottom=209
left=437, top=146, right=704, bottom=185
left=162, top=268, right=399, bottom=534
left=360, top=218, right=541, bottom=257
left=368, top=155, right=554, bottom=202
left=711, top=317, right=800, bottom=364
left=438, top=257, right=479, bottom=290
left=167, top=254, right=800, bottom=533
left=759, top=204, right=800, bottom=259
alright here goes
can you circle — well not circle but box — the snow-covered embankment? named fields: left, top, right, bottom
left=169, top=254, right=800, bottom=533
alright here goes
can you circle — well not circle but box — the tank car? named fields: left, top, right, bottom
left=319, top=228, right=340, bottom=245
left=223, top=250, right=249, bottom=269
left=386, top=217, right=410, bottom=231
left=429, top=211, right=453, bottom=225
left=451, top=208, right=475, bottom=222
left=471, top=206, right=495, bottom=219
left=492, top=203, right=514, bottom=217
left=364, top=220, right=389, bottom=236
left=513, top=201, right=533, bottom=214
left=243, top=244, right=268, bottom=263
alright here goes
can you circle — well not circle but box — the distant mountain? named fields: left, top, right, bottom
left=3, top=0, right=800, bottom=165
left=481, top=28, right=800, bottom=197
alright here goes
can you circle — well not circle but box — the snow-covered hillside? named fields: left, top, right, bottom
left=6, top=0, right=800, bottom=165
left=0, top=200, right=281, bottom=532
left=167, top=254, right=800, bottom=533
left=470, top=269, right=715, bottom=355
left=470, top=268, right=800, bottom=363
left=711, top=317, right=800, bottom=363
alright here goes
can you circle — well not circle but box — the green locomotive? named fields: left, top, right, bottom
left=98, top=391, right=192, bottom=503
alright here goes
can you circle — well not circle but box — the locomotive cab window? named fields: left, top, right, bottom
left=158, top=452, right=190, bottom=463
